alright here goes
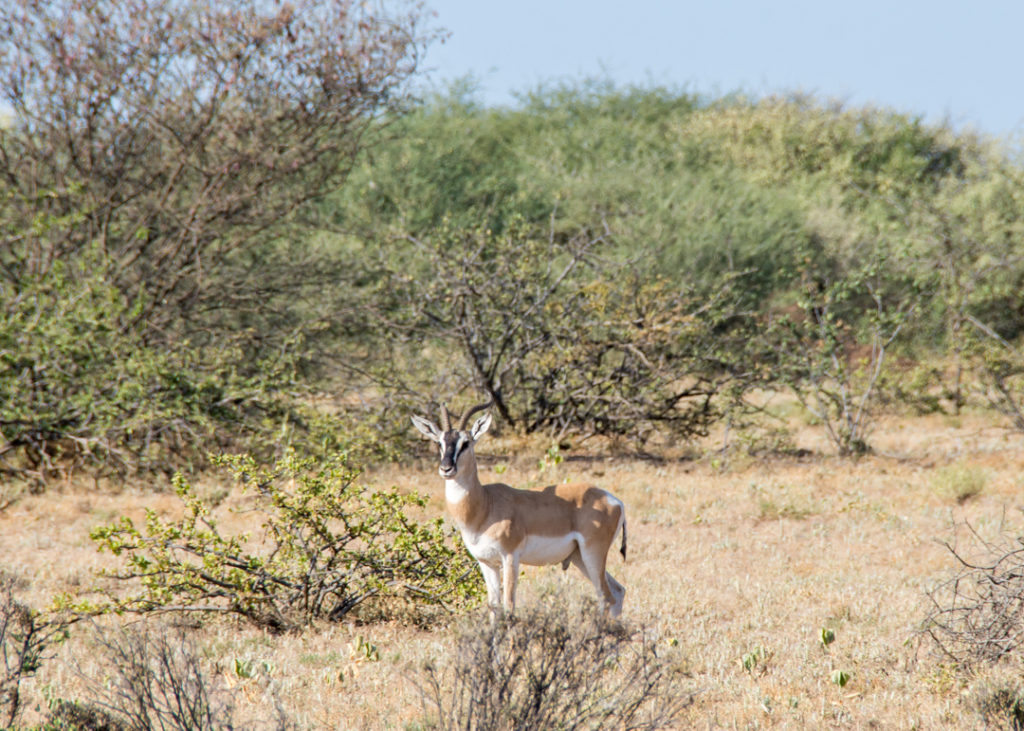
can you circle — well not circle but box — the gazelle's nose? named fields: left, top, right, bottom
left=439, top=465, right=456, bottom=478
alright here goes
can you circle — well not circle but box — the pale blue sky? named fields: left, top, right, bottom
left=422, top=0, right=1024, bottom=139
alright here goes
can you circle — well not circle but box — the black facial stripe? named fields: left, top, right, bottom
left=440, top=431, right=469, bottom=469
left=439, top=431, right=459, bottom=469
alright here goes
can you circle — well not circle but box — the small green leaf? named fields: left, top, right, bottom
left=741, top=645, right=768, bottom=672
left=820, top=627, right=835, bottom=647
left=234, top=658, right=257, bottom=679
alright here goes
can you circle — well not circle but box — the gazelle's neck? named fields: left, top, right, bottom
left=444, top=452, right=487, bottom=528
left=445, top=457, right=482, bottom=504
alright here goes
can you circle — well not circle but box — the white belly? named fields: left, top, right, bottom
left=519, top=533, right=580, bottom=566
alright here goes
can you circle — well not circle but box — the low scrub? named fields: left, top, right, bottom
left=419, top=596, right=691, bottom=730
left=929, top=463, right=988, bottom=504
left=350, top=218, right=776, bottom=445
left=50, top=622, right=248, bottom=731
left=965, top=666, right=1024, bottom=731
left=77, top=451, right=483, bottom=631
left=0, top=573, right=71, bottom=728
left=922, top=527, right=1024, bottom=668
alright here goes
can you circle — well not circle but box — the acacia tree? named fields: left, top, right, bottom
left=379, top=220, right=610, bottom=429
left=348, top=219, right=773, bottom=443
left=0, top=0, right=435, bottom=341
left=762, top=232, right=921, bottom=457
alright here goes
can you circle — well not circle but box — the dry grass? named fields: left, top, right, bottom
left=3, top=412, right=1024, bottom=728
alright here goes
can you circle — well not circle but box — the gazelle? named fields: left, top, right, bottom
left=412, top=401, right=627, bottom=618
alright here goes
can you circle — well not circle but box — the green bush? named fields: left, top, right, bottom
left=0, top=255, right=308, bottom=481
left=969, top=336, right=1024, bottom=432
left=765, top=244, right=919, bottom=455
left=930, top=463, right=988, bottom=504
left=0, top=0, right=439, bottom=483
left=80, top=451, right=483, bottom=631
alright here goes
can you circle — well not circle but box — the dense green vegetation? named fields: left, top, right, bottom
left=3, top=3, right=1024, bottom=476
left=322, top=82, right=1024, bottom=453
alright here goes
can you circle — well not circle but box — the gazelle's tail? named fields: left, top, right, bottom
left=619, top=517, right=627, bottom=561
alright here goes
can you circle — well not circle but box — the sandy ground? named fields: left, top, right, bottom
left=2, top=412, right=1024, bottom=728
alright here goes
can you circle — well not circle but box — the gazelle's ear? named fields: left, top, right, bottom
left=470, top=412, right=492, bottom=441
left=411, top=415, right=442, bottom=441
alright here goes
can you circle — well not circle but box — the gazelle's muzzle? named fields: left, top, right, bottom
left=439, top=464, right=457, bottom=478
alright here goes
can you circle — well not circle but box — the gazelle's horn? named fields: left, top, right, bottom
left=439, top=403, right=452, bottom=432
left=459, top=400, right=494, bottom=431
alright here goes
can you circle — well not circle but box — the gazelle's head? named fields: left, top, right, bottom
left=411, top=401, right=492, bottom=478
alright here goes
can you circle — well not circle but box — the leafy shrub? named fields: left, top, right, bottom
left=768, top=251, right=917, bottom=456
left=970, top=336, right=1024, bottom=433
left=46, top=698, right=129, bottom=731
left=681, top=95, right=962, bottom=196
left=0, top=0, right=439, bottom=483
left=0, top=256, right=308, bottom=482
left=82, top=451, right=482, bottom=631
left=517, top=273, right=776, bottom=442
left=419, top=596, right=691, bottom=730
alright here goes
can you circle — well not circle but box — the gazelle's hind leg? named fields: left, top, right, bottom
left=573, top=547, right=620, bottom=616
left=605, top=572, right=625, bottom=618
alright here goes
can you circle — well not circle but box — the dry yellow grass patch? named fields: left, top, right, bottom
left=2, top=413, right=1023, bottom=728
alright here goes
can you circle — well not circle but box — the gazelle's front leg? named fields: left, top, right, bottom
left=478, top=562, right=502, bottom=619
left=501, top=554, right=520, bottom=614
